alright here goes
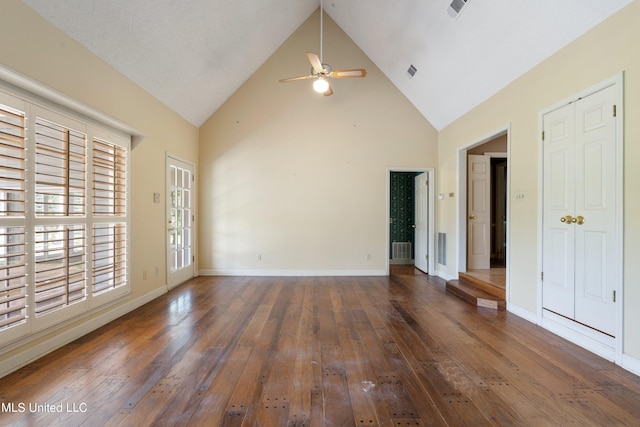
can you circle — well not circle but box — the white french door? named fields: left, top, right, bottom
left=166, top=155, right=194, bottom=289
left=542, top=83, right=619, bottom=337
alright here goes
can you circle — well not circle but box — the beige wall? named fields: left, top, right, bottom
left=437, top=1, right=640, bottom=357
left=199, top=10, right=438, bottom=274
left=468, top=134, right=507, bottom=155
left=0, top=1, right=199, bottom=370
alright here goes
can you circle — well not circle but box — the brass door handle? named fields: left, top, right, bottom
left=469, top=215, right=476, bottom=220
left=560, top=215, right=574, bottom=223
left=575, top=215, right=585, bottom=225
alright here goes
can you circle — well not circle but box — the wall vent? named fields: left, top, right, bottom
left=392, top=242, right=412, bottom=260
left=437, top=233, right=447, bottom=265
left=407, top=64, right=417, bottom=78
left=448, top=0, right=469, bottom=19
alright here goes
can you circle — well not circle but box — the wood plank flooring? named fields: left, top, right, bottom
left=464, top=269, right=506, bottom=291
left=1, top=267, right=640, bottom=426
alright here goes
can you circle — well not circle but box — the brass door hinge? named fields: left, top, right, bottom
left=541, top=131, right=545, bottom=141
left=613, top=105, right=617, bottom=117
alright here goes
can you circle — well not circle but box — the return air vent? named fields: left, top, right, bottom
left=392, top=242, right=412, bottom=260
left=437, top=233, right=447, bottom=266
left=448, top=0, right=470, bottom=19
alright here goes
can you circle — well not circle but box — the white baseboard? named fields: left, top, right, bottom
left=622, top=353, right=640, bottom=377
left=198, top=269, right=387, bottom=277
left=389, top=259, right=413, bottom=265
left=507, top=303, right=538, bottom=324
left=541, top=311, right=615, bottom=362
left=0, top=286, right=167, bottom=379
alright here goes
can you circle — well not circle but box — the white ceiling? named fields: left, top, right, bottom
left=21, top=0, right=633, bottom=130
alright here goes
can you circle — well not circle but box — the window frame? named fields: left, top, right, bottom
left=0, top=85, right=131, bottom=345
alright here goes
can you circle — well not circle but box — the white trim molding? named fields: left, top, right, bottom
left=0, top=64, right=145, bottom=146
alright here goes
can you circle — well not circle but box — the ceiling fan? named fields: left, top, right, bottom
left=278, top=0, right=366, bottom=96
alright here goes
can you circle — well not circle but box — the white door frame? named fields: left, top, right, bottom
left=386, top=167, right=435, bottom=275
left=537, top=72, right=624, bottom=363
left=456, top=127, right=511, bottom=298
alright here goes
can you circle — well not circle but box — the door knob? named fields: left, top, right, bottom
left=575, top=215, right=585, bottom=225
left=469, top=215, right=476, bottom=220
left=560, top=215, right=574, bottom=223
left=412, top=224, right=416, bottom=228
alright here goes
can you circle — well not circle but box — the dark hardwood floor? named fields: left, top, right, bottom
left=1, top=267, right=640, bottom=426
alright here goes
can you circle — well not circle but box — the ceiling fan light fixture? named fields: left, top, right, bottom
left=313, top=77, right=330, bottom=93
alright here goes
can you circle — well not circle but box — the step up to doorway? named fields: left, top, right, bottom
left=446, top=271, right=506, bottom=310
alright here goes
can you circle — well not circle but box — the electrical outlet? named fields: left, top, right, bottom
left=143, top=270, right=148, bottom=280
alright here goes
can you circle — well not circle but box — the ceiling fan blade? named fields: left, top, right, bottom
left=306, top=52, right=324, bottom=73
left=331, top=69, right=367, bottom=78
left=279, top=75, right=314, bottom=83
left=324, top=83, right=333, bottom=96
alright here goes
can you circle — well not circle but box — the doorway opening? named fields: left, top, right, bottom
left=457, top=129, right=509, bottom=301
left=386, top=168, right=435, bottom=276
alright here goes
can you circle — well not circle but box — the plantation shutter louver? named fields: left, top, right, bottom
left=0, top=104, right=26, bottom=216
left=34, top=225, right=86, bottom=316
left=33, top=116, right=87, bottom=317
left=92, top=223, right=127, bottom=294
left=35, top=118, right=86, bottom=216
left=92, top=138, right=127, bottom=295
left=0, top=102, right=27, bottom=331
left=93, top=139, right=126, bottom=216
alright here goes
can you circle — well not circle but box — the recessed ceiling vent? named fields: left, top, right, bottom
left=448, top=0, right=470, bottom=19
left=407, top=64, right=417, bottom=78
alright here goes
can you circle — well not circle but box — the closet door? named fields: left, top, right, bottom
left=542, top=102, right=576, bottom=319
left=542, top=84, right=618, bottom=337
left=573, top=87, right=617, bottom=336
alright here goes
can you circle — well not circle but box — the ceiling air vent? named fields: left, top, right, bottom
left=448, top=0, right=469, bottom=19
left=407, top=64, right=417, bottom=78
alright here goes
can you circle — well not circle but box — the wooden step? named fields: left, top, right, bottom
left=446, top=278, right=506, bottom=310
left=459, top=271, right=506, bottom=299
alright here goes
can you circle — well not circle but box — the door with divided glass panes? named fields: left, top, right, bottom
left=167, top=155, right=194, bottom=289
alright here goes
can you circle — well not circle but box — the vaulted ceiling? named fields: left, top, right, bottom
left=21, top=0, right=633, bottom=130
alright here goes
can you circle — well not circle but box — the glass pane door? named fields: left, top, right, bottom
left=167, top=156, right=194, bottom=288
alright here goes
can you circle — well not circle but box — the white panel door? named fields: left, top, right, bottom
left=542, top=84, right=618, bottom=337
left=414, top=172, right=429, bottom=273
left=573, top=87, right=617, bottom=336
left=542, top=102, right=576, bottom=318
left=467, top=154, right=490, bottom=269
left=167, top=156, right=195, bottom=289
